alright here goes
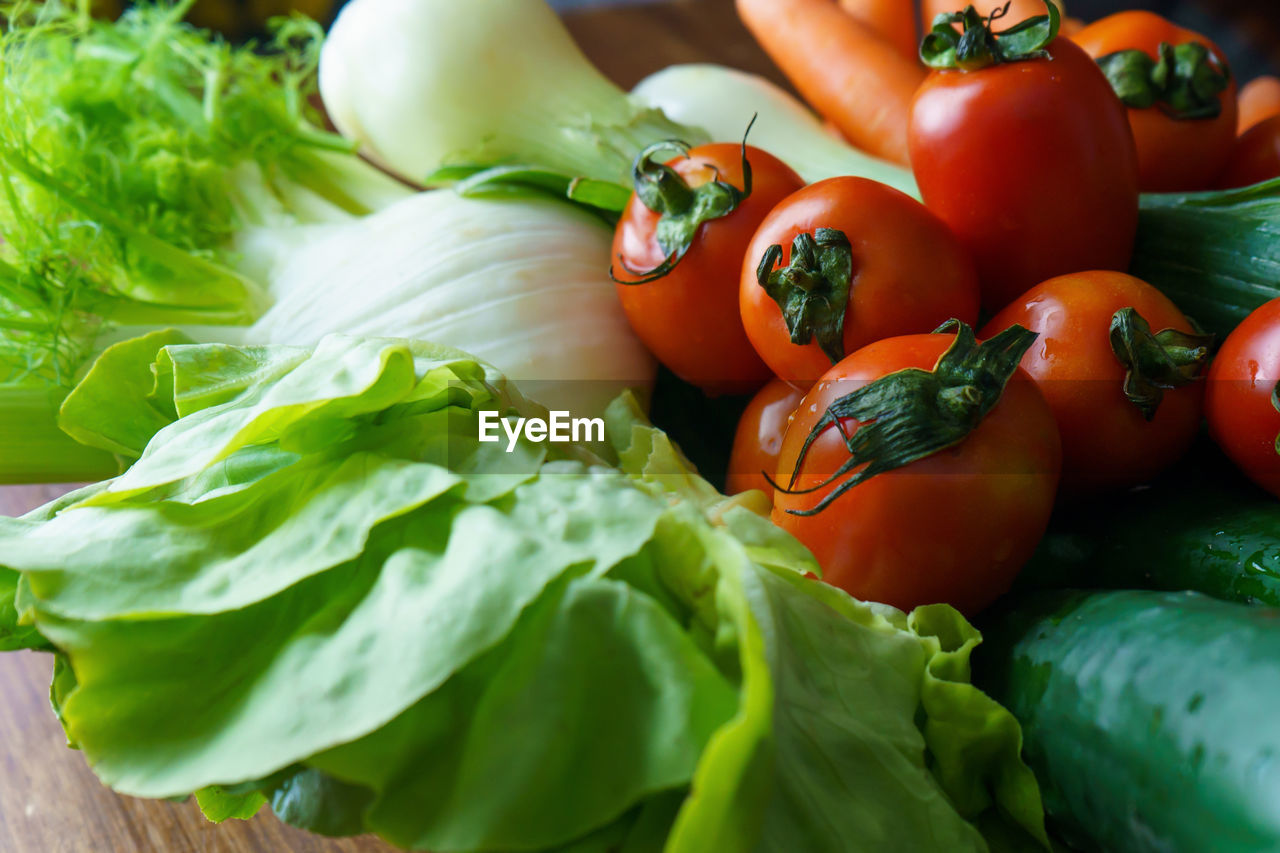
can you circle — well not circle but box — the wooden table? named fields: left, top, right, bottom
left=0, top=2, right=776, bottom=850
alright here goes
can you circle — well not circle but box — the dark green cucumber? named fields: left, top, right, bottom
left=1019, top=446, right=1280, bottom=607
left=976, top=590, right=1280, bottom=853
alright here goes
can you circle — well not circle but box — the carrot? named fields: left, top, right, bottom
left=839, top=0, right=919, bottom=62
left=1059, top=15, right=1086, bottom=37
left=737, top=0, right=924, bottom=165
left=921, top=0, right=1063, bottom=30
left=1238, top=76, right=1280, bottom=136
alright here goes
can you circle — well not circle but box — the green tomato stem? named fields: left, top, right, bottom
left=1097, top=42, right=1231, bottom=120
left=920, top=0, right=1060, bottom=71
left=1108, top=307, right=1213, bottom=421
left=777, top=320, right=1038, bottom=516
left=755, top=228, right=853, bottom=365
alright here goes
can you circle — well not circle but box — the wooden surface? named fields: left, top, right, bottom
left=0, top=2, right=768, bottom=851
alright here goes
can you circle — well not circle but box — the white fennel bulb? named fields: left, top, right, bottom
left=236, top=192, right=655, bottom=417
left=319, top=0, right=696, bottom=187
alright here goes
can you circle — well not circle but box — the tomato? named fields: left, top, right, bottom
left=982, top=271, right=1210, bottom=494
left=910, top=21, right=1139, bottom=313
left=1206, top=297, right=1280, bottom=498
left=613, top=142, right=804, bottom=395
left=738, top=176, right=979, bottom=384
left=725, top=378, right=807, bottom=499
left=1072, top=12, right=1237, bottom=193
left=772, top=328, right=1061, bottom=615
left=1218, top=114, right=1280, bottom=189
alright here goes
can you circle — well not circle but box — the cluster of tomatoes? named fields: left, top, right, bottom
left=610, top=4, right=1280, bottom=617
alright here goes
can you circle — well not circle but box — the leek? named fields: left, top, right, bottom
left=1132, top=179, right=1280, bottom=338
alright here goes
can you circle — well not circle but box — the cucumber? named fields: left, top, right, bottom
left=976, top=590, right=1280, bottom=853
left=1018, top=445, right=1280, bottom=607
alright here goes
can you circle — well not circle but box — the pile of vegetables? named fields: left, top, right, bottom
left=7, top=0, right=1280, bottom=850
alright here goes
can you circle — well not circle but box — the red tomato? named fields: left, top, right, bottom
left=725, top=378, right=807, bottom=499
left=982, top=271, right=1209, bottom=494
left=1072, top=12, right=1238, bottom=192
left=772, top=330, right=1061, bottom=615
left=1206, top=297, right=1280, bottom=497
left=739, top=177, right=979, bottom=384
left=1218, top=114, right=1280, bottom=189
left=910, top=36, right=1139, bottom=313
left=613, top=143, right=804, bottom=395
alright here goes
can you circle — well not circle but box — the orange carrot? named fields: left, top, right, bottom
left=1238, top=76, right=1280, bottom=136
left=737, top=0, right=925, bottom=165
left=1059, top=15, right=1086, bottom=37
left=921, top=0, right=1063, bottom=30
left=839, top=0, right=919, bottom=62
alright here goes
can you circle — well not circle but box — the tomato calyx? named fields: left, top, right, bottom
left=775, top=320, right=1038, bottom=515
left=1109, top=307, right=1214, bottom=420
left=610, top=121, right=756, bottom=285
left=755, top=228, right=854, bottom=365
left=920, top=0, right=1059, bottom=71
left=1096, top=42, right=1231, bottom=120
left=1271, top=381, right=1280, bottom=457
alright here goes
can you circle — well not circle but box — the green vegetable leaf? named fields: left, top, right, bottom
left=194, top=786, right=267, bottom=823
left=58, top=328, right=193, bottom=459
left=307, top=575, right=736, bottom=851
left=0, top=565, right=46, bottom=651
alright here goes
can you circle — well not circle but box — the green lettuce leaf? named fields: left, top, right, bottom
left=1, top=333, right=1045, bottom=852
left=0, top=566, right=46, bottom=651
left=57, top=328, right=193, bottom=460
left=194, top=786, right=267, bottom=823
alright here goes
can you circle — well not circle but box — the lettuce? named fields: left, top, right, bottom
left=0, top=334, right=1046, bottom=851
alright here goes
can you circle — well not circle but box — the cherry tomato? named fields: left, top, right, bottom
left=772, top=330, right=1061, bottom=615
left=1218, top=114, right=1280, bottom=189
left=910, top=27, right=1139, bottom=313
left=982, top=271, right=1210, bottom=494
left=1206, top=297, right=1280, bottom=498
left=613, top=142, right=804, bottom=395
left=739, top=176, right=979, bottom=384
left=1072, top=12, right=1237, bottom=192
left=725, top=378, right=807, bottom=499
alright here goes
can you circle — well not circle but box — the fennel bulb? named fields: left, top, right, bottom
left=320, top=0, right=699, bottom=187
left=236, top=191, right=655, bottom=417
left=632, top=65, right=920, bottom=199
